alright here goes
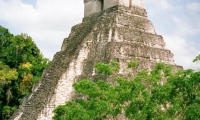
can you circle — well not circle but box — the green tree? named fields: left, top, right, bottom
left=94, top=61, right=119, bottom=76
left=53, top=62, right=200, bottom=120
left=0, top=25, right=51, bottom=119
left=193, top=54, right=200, bottom=70
left=193, top=54, right=200, bottom=63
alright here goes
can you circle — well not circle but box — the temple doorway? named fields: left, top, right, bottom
left=100, top=0, right=104, bottom=11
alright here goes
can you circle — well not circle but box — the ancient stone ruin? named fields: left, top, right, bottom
left=11, top=0, right=182, bottom=119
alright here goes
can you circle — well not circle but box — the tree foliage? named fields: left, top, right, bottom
left=53, top=61, right=200, bottom=120
left=0, top=25, right=51, bottom=119
left=193, top=54, right=200, bottom=63
left=94, top=61, right=119, bottom=76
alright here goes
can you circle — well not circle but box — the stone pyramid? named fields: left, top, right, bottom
left=11, top=0, right=182, bottom=120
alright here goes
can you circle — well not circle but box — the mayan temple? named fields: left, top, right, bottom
left=11, top=0, right=182, bottom=119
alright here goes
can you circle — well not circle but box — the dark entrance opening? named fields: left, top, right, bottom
left=101, top=0, right=104, bottom=11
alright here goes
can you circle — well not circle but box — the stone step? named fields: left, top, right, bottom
left=115, top=26, right=165, bottom=49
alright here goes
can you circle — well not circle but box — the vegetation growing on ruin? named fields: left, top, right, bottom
left=53, top=61, right=200, bottom=120
left=0, top=25, right=51, bottom=120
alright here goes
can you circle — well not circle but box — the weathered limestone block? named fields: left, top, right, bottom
left=11, top=4, right=182, bottom=120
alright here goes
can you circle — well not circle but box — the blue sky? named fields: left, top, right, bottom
left=0, top=0, right=199, bottom=70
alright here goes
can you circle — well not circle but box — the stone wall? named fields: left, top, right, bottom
left=84, top=0, right=102, bottom=17
left=104, top=0, right=129, bottom=9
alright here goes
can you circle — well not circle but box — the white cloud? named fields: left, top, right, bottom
left=187, top=2, right=200, bottom=12
left=0, top=0, right=84, bottom=59
left=172, top=16, right=200, bottom=36
left=0, top=0, right=37, bottom=28
left=144, top=0, right=173, bottom=11
left=159, top=1, right=173, bottom=10
left=164, top=35, right=199, bottom=70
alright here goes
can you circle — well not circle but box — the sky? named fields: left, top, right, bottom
left=0, top=0, right=199, bottom=70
